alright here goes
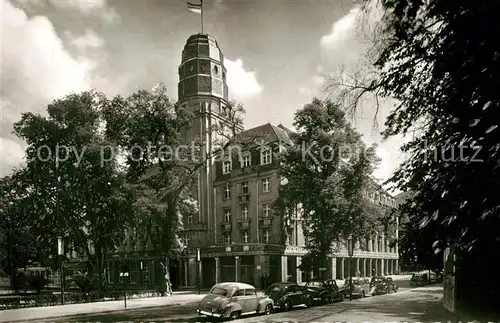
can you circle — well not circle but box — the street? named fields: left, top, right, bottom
left=27, top=284, right=454, bottom=323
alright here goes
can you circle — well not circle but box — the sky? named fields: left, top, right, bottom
left=0, top=0, right=407, bottom=191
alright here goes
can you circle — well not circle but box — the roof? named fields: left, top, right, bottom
left=226, top=122, right=293, bottom=148
left=212, top=282, right=255, bottom=289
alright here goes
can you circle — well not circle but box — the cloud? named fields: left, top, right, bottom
left=1, top=0, right=94, bottom=175
left=225, top=58, right=263, bottom=100
left=12, top=0, right=120, bottom=23
left=318, top=3, right=405, bottom=186
left=0, top=138, right=25, bottom=177
left=65, top=29, right=105, bottom=50
left=49, top=0, right=120, bottom=23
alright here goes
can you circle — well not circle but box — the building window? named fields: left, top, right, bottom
left=224, top=209, right=231, bottom=223
left=264, top=230, right=270, bottom=243
left=224, top=183, right=231, bottom=199
left=224, top=233, right=231, bottom=244
left=263, top=203, right=271, bottom=217
left=241, top=154, right=251, bottom=168
left=262, top=178, right=270, bottom=193
left=242, top=232, right=249, bottom=244
left=241, top=205, right=249, bottom=219
left=261, top=147, right=272, bottom=165
left=223, top=159, right=232, bottom=174
left=241, top=181, right=249, bottom=194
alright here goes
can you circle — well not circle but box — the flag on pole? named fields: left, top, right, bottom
left=187, top=1, right=202, bottom=14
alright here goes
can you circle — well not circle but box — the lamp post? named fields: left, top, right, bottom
left=347, top=236, right=354, bottom=301
left=196, top=248, right=201, bottom=295
left=57, top=235, right=64, bottom=305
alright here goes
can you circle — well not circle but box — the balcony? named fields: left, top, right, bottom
left=237, top=193, right=250, bottom=203
left=259, top=216, right=272, bottom=228
left=221, top=222, right=232, bottom=232
left=238, top=218, right=251, bottom=230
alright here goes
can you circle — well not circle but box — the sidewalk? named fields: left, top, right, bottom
left=0, top=292, right=206, bottom=323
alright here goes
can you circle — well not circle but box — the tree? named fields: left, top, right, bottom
left=275, top=98, right=379, bottom=275
left=0, top=173, right=39, bottom=290
left=101, top=83, right=246, bottom=288
left=331, top=0, right=500, bottom=310
left=12, top=91, right=135, bottom=290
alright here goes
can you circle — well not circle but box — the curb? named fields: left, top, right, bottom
left=4, top=300, right=200, bottom=323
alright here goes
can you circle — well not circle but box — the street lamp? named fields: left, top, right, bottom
left=196, top=248, right=201, bottom=295
left=347, top=236, right=354, bottom=301
left=57, top=235, right=65, bottom=305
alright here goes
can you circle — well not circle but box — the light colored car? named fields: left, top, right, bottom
left=197, top=282, right=274, bottom=320
left=344, top=277, right=370, bottom=298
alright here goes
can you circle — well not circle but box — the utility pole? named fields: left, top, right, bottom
left=197, top=248, right=201, bottom=294
left=348, top=236, right=354, bottom=301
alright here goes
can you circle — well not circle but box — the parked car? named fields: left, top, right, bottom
left=370, top=276, right=398, bottom=295
left=344, top=277, right=370, bottom=298
left=265, top=282, right=313, bottom=311
left=304, top=279, right=344, bottom=304
left=197, top=282, right=274, bottom=320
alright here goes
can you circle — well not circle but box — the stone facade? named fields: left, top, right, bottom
left=175, top=33, right=400, bottom=289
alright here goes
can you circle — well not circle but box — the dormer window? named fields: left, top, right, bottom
left=223, top=159, right=232, bottom=174
left=261, top=147, right=272, bottom=165
left=224, top=183, right=231, bottom=199
left=241, top=153, right=251, bottom=168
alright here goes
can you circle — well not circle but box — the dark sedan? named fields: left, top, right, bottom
left=370, top=276, right=398, bottom=295
left=264, top=282, right=313, bottom=311
left=304, top=279, right=344, bottom=304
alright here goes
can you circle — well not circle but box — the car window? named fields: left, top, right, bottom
left=287, top=285, right=297, bottom=293
left=210, top=287, right=228, bottom=296
left=265, top=285, right=281, bottom=296
left=307, top=281, right=323, bottom=287
left=233, top=289, right=244, bottom=297
left=244, top=288, right=256, bottom=296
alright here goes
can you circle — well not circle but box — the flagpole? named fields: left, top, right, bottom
left=201, top=0, right=204, bottom=33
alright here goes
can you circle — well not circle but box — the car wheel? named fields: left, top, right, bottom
left=327, top=296, right=333, bottom=304
left=305, top=297, right=313, bottom=308
left=229, top=311, right=240, bottom=320
left=282, top=300, right=291, bottom=311
left=264, top=304, right=273, bottom=315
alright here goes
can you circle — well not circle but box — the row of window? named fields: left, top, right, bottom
left=223, top=203, right=272, bottom=222
left=364, top=190, right=396, bottom=207
left=222, top=230, right=272, bottom=244
left=222, top=147, right=273, bottom=174
left=223, top=178, right=271, bottom=199
left=181, top=230, right=272, bottom=246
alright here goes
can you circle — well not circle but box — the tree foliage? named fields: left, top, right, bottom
left=333, top=0, right=500, bottom=308
left=275, top=98, right=379, bottom=271
left=1, top=83, right=247, bottom=291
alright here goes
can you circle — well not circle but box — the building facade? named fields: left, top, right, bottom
left=60, top=32, right=400, bottom=291
left=175, top=33, right=400, bottom=289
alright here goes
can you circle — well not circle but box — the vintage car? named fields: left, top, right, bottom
left=304, top=279, right=344, bottom=304
left=370, top=276, right=398, bottom=295
left=197, top=282, right=274, bottom=320
left=265, top=282, right=313, bottom=311
left=344, top=277, right=371, bottom=298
